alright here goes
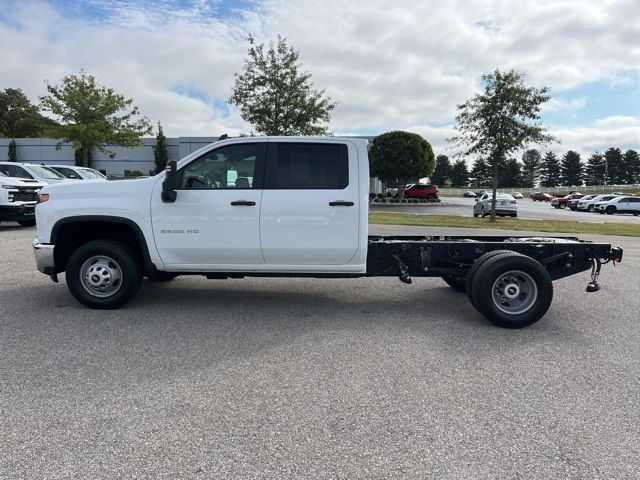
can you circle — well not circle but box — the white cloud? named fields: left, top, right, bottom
left=0, top=0, right=638, bottom=155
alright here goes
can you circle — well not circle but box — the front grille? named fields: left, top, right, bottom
left=14, top=188, right=40, bottom=202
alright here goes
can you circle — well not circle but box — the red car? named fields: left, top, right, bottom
left=530, top=192, right=553, bottom=202
left=404, top=184, right=439, bottom=200
left=551, top=193, right=584, bottom=209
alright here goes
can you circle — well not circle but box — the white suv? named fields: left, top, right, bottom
left=0, top=162, right=68, bottom=185
left=595, top=196, right=640, bottom=216
left=576, top=194, right=619, bottom=212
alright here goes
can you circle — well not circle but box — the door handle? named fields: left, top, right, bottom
left=230, top=200, right=256, bottom=206
left=329, top=201, right=354, bottom=206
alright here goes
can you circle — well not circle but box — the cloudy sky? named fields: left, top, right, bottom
left=1, top=0, right=639, bottom=157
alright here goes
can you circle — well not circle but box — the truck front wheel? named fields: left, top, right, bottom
left=470, top=254, right=553, bottom=328
left=66, top=240, right=143, bottom=309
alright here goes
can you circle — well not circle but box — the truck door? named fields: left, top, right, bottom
left=259, top=141, right=360, bottom=265
left=151, top=142, right=266, bottom=268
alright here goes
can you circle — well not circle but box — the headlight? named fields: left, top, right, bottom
left=38, top=193, right=50, bottom=203
left=1, top=184, right=17, bottom=190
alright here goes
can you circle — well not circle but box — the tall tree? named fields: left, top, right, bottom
left=39, top=70, right=151, bottom=167
left=0, top=88, right=52, bottom=138
left=449, top=69, right=555, bottom=221
left=369, top=131, right=435, bottom=199
left=431, top=154, right=451, bottom=186
left=8, top=138, right=17, bottom=162
left=498, top=158, right=523, bottom=188
left=539, top=151, right=561, bottom=188
left=584, top=152, right=606, bottom=186
left=229, top=35, right=337, bottom=135
left=560, top=150, right=583, bottom=187
left=469, top=158, right=491, bottom=188
left=153, top=121, right=169, bottom=174
left=622, top=149, right=640, bottom=184
left=604, top=147, right=624, bottom=185
left=449, top=159, right=469, bottom=187
left=521, top=149, right=542, bottom=188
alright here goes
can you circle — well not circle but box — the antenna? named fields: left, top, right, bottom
left=218, top=134, right=228, bottom=141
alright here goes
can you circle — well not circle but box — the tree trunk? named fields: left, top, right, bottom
left=82, top=147, right=89, bottom=167
left=490, top=157, right=499, bottom=222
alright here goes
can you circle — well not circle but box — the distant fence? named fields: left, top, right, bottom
left=438, top=184, right=640, bottom=197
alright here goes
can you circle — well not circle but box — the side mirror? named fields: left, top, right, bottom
left=161, top=160, right=178, bottom=203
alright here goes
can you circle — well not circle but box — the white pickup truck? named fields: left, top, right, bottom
left=0, top=172, right=44, bottom=226
left=33, top=136, right=622, bottom=328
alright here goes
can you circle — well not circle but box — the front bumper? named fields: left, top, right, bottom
left=33, top=239, right=55, bottom=274
left=0, top=204, right=36, bottom=222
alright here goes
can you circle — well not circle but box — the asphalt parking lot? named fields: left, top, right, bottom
left=1, top=223, right=639, bottom=479
left=371, top=196, right=640, bottom=223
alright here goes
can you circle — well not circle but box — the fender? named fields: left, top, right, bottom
left=50, top=215, right=158, bottom=273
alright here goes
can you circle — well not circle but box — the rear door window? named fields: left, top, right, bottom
left=268, top=143, right=348, bottom=189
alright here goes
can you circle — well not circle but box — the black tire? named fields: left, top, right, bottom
left=633, top=212, right=639, bottom=216
left=559, top=204, right=566, bottom=209
left=146, top=271, right=179, bottom=281
left=427, top=195, right=436, bottom=201
left=606, top=206, right=615, bottom=215
left=66, top=240, right=143, bottom=309
left=511, top=214, right=517, bottom=218
left=588, top=205, right=595, bottom=212
left=470, top=254, right=553, bottom=328
left=465, top=250, right=520, bottom=309
left=442, top=274, right=466, bottom=293
left=17, top=219, right=36, bottom=227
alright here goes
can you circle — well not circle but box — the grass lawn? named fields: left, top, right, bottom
left=369, top=212, right=640, bottom=237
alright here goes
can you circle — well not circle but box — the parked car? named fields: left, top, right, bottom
left=576, top=194, right=620, bottom=212
left=551, top=193, right=584, bottom=209
left=473, top=192, right=518, bottom=217
left=387, top=183, right=414, bottom=197
left=475, top=189, right=488, bottom=197
left=594, top=196, right=640, bottom=215
left=404, top=183, right=439, bottom=200
left=510, top=192, right=524, bottom=199
left=48, top=165, right=108, bottom=180
left=463, top=191, right=477, bottom=198
left=568, top=194, right=596, bottom=210
left=530, top=192, right=553, bottom=202
left=0, top=162, right=68, bottom=185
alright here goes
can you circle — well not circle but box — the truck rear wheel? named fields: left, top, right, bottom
left=465, top=250, right=519, bottom=309
left=470, top=253, right=553, bottom=328
left=66, top=240, right=143, bottom=309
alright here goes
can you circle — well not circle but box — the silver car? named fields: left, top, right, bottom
left=473, top=193, right=519, bottom=218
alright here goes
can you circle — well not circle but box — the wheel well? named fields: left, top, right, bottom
left=53, top=220, right=148, bottom=273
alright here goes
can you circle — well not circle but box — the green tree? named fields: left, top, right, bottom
left=229, top=35, right=337, bottom=135
left=153, top=121, right=169, bottom=174
left=584, top=152, right=606, bottom=186
left=449, top=69, right=555, bottom=221
left=0, top=88, right=52, bottom=138
left=469, top=158, right=491, bottom=188
left=39, top=70, right=151, bottom=167
left=369, top=131, right=435, bottom=198
left=539, top=151, right=561, bottom=188
left=431, top=154, right=451, bottom=186
left=604, top=147, right=624, bottom=185
left=521, top=149, right=542, bottom=188
left=622, top=149, right=640, bottom=184
left=498, top=158, right=523, bottom=188
left=449, top=159, right=469, bottom=187
left=8, top=138, right=17, bottom=162
left=560, top=150, right=583, bottom=186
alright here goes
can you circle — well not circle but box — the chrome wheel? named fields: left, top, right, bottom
left=79, top=255, right=123, bottom=298
left=491, top=270, right=538, bottom=315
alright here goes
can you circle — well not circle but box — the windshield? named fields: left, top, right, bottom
left=28, top=165, right=64, bottom=180
left=80, top=169, right=102, bottom=179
